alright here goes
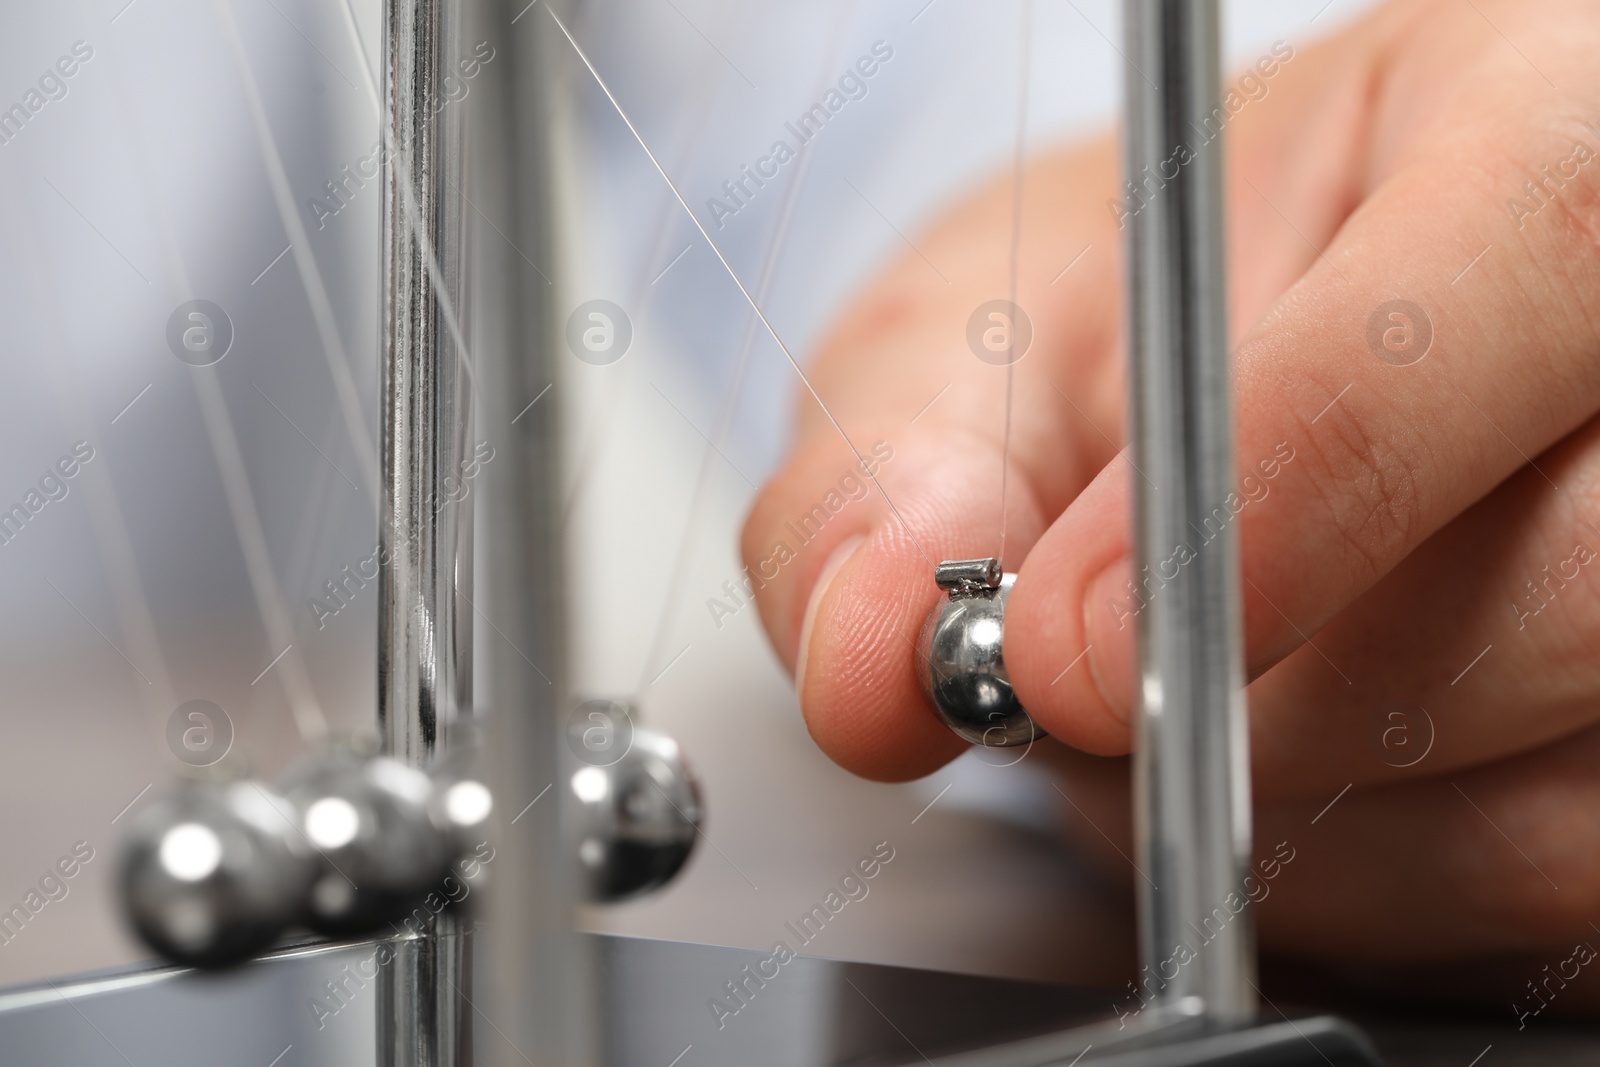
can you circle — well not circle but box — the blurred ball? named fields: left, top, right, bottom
left=918, top=572, right=1044, bottom=748
left=436, top=778, right=493, bottom=845
left=278, top=747, right=451, bottom=936
left=572, top=729, right=701, bottom=903
left=119, top=780, right=312, bottom=969
left=422, top=726, right=497, bottom=899
left=429, top=772, right=495, bottom=897
left=425, top=730, right=495, bottom=864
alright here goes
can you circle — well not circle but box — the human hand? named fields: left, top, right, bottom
left=741, top=0, right=1600, bottom=991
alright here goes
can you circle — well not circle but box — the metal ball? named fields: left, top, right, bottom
left=278, top=747, right=452, bottom=936
left=571, top=728, right=701, bottom=903
left=424, top=732, right=495, bottom=862
left=432, top=777, right=495, bottom=903
left=433, top=775, right=494, bottom=855
left=918, top=570, right=1045, bottom=748
left=118, top=780, right=313, bottom=969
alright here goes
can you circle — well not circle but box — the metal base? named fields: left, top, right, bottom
left=1097, top=1017, right=1380, bottom=1067
left=927, top=1015, right=1380, bottom=1067
left=0, top=932, right=1589, bottom=1066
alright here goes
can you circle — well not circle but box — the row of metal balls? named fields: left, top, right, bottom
left=120, top=728, right=702, bottom=970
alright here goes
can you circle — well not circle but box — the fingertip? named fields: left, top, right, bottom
left=1006, top=484, right=1135, bottom=757
left=739, top=447, right=881, bottom=676
left=797, top=531, right=968, bottom=781
left=795, top=534, right=865, bottom=694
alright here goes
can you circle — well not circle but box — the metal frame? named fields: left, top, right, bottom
left=377, top=0, right=598, bottom=1064
left=1123, top=0, right=1255, bottom=1024
left=377, top=0, right=474, bottom=1062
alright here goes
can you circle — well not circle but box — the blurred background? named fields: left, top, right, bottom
left=0, top=0, right=1378, bottom=994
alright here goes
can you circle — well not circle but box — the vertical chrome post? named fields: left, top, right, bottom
left=1123, top=0, right=1255, bottom=1022
left=379, top=0, right=472, bottom=1063
left=381, top=0, right=471, bottom=762
left=472, top=2, right=600, bottom=1065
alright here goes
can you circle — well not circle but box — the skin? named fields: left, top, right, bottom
left=741, top=0, right=1600, bottom=1009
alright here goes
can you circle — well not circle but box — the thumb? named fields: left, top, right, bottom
left=743, top=424, right=1049, bottom=781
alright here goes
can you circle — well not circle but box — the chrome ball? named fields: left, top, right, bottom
left=425, top=731, right=495, bottom=863
left=118, top=780, right=312, bottom=969
left=918, top=571, right=1045, bottom=748
left=432, top=775, right=494, bottom=856
left=428, top=764, right=496, bottom=895
left=278, top=747, right=452, bottom=936
left=571, top=729, right=701, bottom=903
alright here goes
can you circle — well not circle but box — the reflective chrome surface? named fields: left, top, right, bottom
left=1122, top=0, right=1254, bottom=1022
left=118, top=781, right=312, bottom=970
left=378, top=0, right=472, bottom=765
left=918, top=572, right=1042, bottom=749
left=573, top=729, right=702, bottom=903
left=1, top=931, right=1585, bottom=1066
left=376, top=0, right=476, bottom=1058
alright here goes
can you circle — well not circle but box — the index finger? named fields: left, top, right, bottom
left=1009, top=35, right=1600, bottom=751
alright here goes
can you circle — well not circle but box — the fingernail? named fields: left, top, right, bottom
left=796, top=535, right=865, bottom=694
left=1083, top=558, right=1137, bottom=723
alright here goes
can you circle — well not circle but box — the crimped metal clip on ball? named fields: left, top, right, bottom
left=917, top=557, right=1046, bottom=748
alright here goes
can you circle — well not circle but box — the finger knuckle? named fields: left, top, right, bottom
left=1499, top=117, right=1600, bottom=322
left=1462, top=785, right=1600, bottom=943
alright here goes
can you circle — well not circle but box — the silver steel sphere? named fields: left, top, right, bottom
left=426, top=751, right=496, bottom=896
left=432, top=775, right=494, bottom=856
left=119, top=780, right=312, bottom=969
left=278, top=747, right=452, bottom=936
left=918, top=568, right=1045, bottom=748
left=425, top=732, right=495, bottom=864
left=571, top=728, right=701, bottom=903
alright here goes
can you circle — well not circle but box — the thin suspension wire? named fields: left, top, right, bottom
left=62, top=0, right=333, bottom=743
left=0, top=158, right=178, bottom=721
left=209, top=0, right=381, bottom=740
left=215, top=3, right=382, bottom=505
left=546, top=5, right=935, bottom=571
left=633, top=1, right=859, bottom=698
left=282, top=419, right=347, bottom=617
left=13, top=3, right=182, bottom=736
left=560, top=0, right=748, bottom=535
left=998, top=0, right=1034, bottom=567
